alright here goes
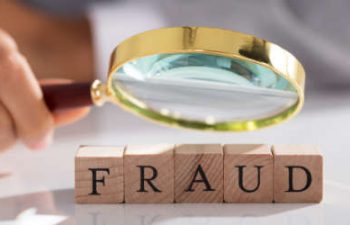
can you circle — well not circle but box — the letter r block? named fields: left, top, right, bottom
left=75, top=146, right=124, bottom=204
left=175, top=144, right=223, bottom=203
left=224, top=144, right=273, bottom=203
left=273, top=145, right=323, bottom=203
left=124, top=144, right=175, bottom=203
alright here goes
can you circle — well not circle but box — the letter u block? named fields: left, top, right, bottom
left=75, top=146, right=124, bottom=204
left=224, top=144, right=273, bottom=203
left=273, top=145, right=323, bottom=203
left=124, top=144, right=175, bottom=203
left=175, top=144, right=223, bottom=203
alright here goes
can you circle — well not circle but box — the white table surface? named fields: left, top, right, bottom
left=0, top=90, right=350, bottom=225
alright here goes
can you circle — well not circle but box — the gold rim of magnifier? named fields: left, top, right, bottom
left=98, top=26, right=305, bottom=131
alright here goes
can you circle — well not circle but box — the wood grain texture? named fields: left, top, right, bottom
left=75, top=146, right=124, bottom=204
left=124, top=144, right=175, bottom=203
left=175, top=144, right=223, bottom=203
left=224, top=144, right=273, bottom=203
left=273, top=145, right=323, bottom=203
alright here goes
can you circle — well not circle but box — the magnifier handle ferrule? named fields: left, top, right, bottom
left=41, top=82, right=93, bottom=112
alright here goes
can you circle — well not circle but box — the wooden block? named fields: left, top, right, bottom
left=175, top=144, right=223, bottom=203
left=124, top=144, right=175, bottom=203
left=75, top=146, right=124, bottom=204
left=223, top=144, right=273, bottom=203
left=273, top=145, right=323, bottom=203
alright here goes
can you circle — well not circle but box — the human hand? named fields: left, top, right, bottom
left=0, top=29, right=90, bottom=152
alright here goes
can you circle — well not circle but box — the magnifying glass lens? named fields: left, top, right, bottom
left=111, top=53, right=297, bottom=124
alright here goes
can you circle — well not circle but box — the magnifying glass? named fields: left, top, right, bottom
left=42, top=27, right=305, bottom=131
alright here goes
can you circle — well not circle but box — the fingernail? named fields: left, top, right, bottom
left=28, top=131, right=53, bottom=150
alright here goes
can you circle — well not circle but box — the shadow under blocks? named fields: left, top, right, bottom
left=75, top=144, right=323, bottom=204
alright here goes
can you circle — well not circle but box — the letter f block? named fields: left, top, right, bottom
left=273, top=145, right=323, bottom=203
left=75, top=146, right=124, bottom=203
left=224, top=144, right=273, bottom=203
left=124, top=144, right=175, bottom=203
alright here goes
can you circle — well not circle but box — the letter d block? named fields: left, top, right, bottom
left=224, top=144, right=273, bottom=203
left=175, top=144, right=223, bottom=203
left=273, top=145, right=323, bottom=203
left=75, top=146, right=124, bottom=204
left=124, top=144, right=175, bottom=203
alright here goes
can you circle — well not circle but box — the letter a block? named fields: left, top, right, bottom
left=175, top=144, right=223, bottom=203
left=75, top=146, right=124, bottom=204
left=273, top=145, right=323, bottom=203
left=224, top=144, right=273, bottom=203
left=124, top=144, right=175, bottom=203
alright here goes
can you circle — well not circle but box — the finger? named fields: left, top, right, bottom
left=0, top=101, right=16, bottom=152
left=0, top=28, right=17, bottom=57
left=0, top=31, right=54, bottom=150
left=39, top=79, right=91, bottom=126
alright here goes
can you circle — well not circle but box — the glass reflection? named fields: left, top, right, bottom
left=3, top=188, right=348, bottom=225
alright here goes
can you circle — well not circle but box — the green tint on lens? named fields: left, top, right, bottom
left=111, top=53, right=297, bottom=124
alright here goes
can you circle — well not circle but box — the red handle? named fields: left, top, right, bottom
left=41, top=82, right=93, bottom=112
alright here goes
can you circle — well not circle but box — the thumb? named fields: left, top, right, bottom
left=40, top=79, right=91, bottom=127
